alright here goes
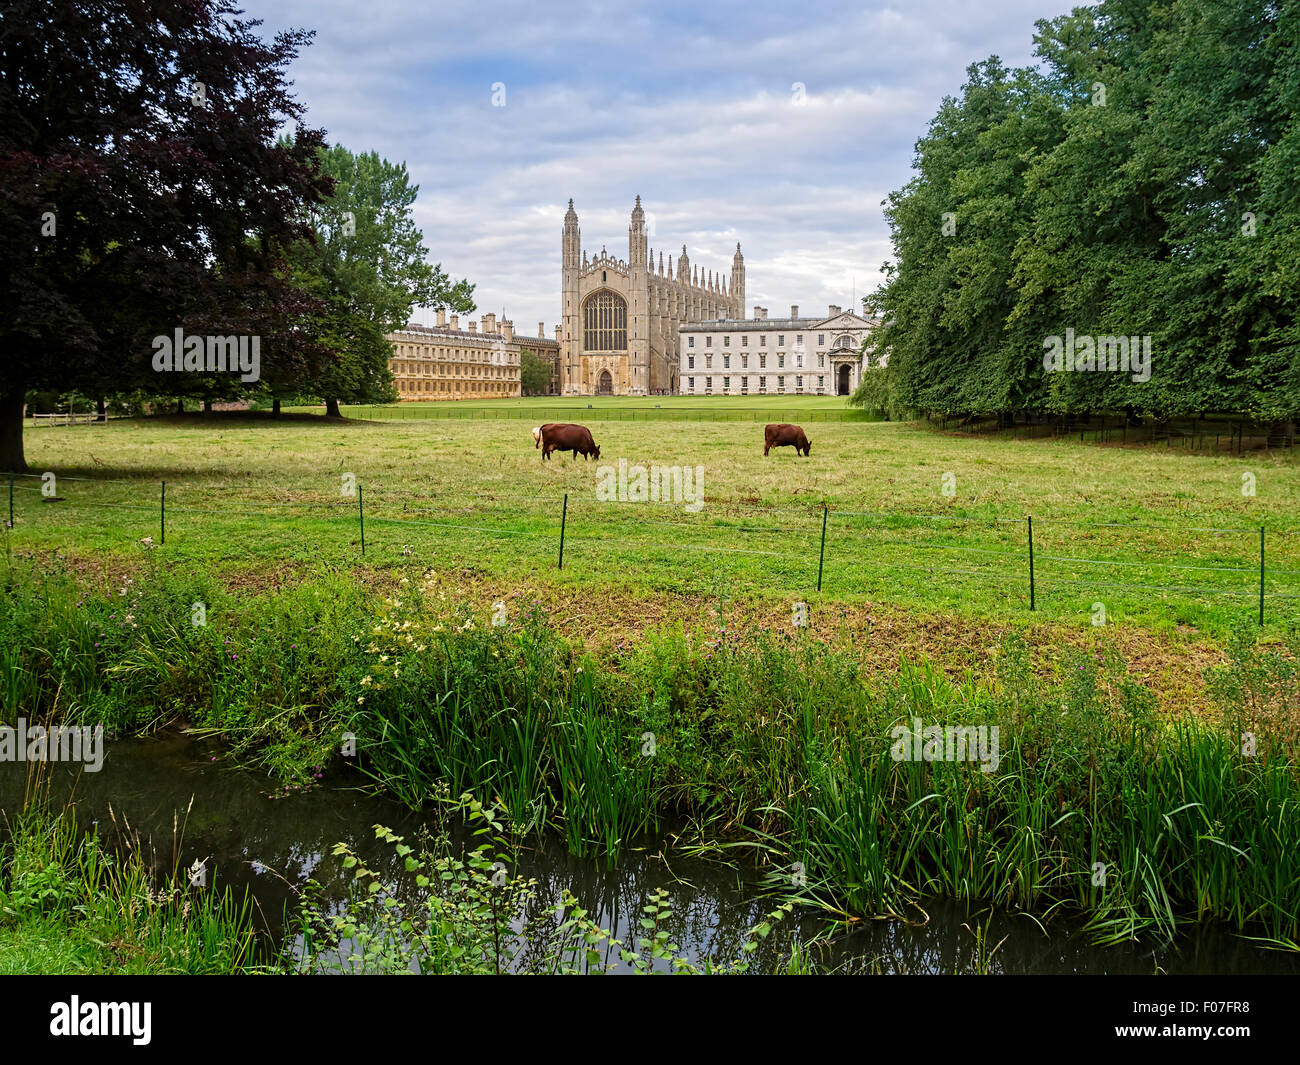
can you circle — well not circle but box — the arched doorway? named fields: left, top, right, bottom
left=837, top=364, right=851, bottom=396
left=597, top=369, right=614, bottom=395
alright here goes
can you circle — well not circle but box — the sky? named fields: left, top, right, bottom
left=240, top=0, right=1078, bottom=337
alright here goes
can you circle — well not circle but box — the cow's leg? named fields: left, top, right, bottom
left=763, top=443, right=770, bottom=456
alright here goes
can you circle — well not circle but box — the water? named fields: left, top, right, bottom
left=2, top=734, right=1296, bottom=974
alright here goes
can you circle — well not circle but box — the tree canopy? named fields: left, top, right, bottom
left=869, top=0, right=1300, bottom=423
left=0, top=0, right=336, bottom=468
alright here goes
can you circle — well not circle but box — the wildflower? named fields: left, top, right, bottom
left=357, top=696, right=365, bottom=704
left=140, top=536, right=154, bottom=548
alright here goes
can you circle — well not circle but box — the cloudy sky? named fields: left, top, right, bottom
left=241, top=0, right=1076, bottom=336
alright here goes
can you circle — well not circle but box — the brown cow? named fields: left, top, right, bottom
left=538, top=423, right=601, bottom=461
left=763, top=423, right=811, bottom=457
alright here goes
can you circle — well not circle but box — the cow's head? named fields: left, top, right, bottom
left=592, top=444, right=601, bottom=460
left=805, top=439, right=813, bottom=455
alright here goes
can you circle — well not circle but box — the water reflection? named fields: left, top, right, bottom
left=1, top=736, right=1295, bottom=975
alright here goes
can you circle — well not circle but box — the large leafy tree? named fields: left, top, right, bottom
left=0, top=0, right=336, bottom=470
left=287, top=145, right=475, bottom=417
left=871, top=0, right=1299, bottom=424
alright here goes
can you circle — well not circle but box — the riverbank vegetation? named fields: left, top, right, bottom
left=4, top=558, right=1297, bottom=950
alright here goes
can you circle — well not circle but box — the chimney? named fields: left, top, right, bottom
left=791, top=305, right=799, bottom=319
left=554, top=325, right=562, bottom=341
left=753, top=305, right=765, bottom=320
left=436, top=308, right=446, bottom=327
left=829, top=304, right=840, bottom=316
left=468, top=320, right=477, bottom=332
left=450, top=314, right=459, bottom=330
left=483, top=312, right=496, bottom=334
left=538, top=321, right=545, bottom=339
left=501, top=320, right=513, bottom=341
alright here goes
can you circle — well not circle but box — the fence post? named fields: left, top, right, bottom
left=1259, top=526, right=1265, bottom=625
left=358, top=484, right=365, bottom=556
left=160, top=480, right=166, bottom=545
left=7, top=473, right=12, bottom=529
left=558, top=492, right=568, bottom=569
left=1027, top=515, right=1035, bottom=611
left=816, top=506, right=828, bottom=592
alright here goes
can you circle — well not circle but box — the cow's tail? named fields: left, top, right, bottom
left=532, top=426, right=541, bottom=448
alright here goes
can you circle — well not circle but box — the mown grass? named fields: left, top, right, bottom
left=10, top=409, right=1300, bottom=640
left=4, top=560, right=1297, bottom=946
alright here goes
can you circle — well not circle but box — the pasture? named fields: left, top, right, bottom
left=10, top=401, right=1300, bottom=706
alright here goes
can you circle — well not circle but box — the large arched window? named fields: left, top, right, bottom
left=583, top=291, right=627, bottom=352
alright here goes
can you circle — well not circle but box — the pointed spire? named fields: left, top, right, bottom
left=658, top=251, right=664, bottom=275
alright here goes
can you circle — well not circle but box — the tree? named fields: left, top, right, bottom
left=520, top=349, right=552, bottom=395
left=0, top=0, right=335, bottom=470
left=286, top=145, right=475, bottom=417
left=870, top=0, right=1299, bottom=424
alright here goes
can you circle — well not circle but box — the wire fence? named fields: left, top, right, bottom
left=5, top=471, right=1295, bottom=623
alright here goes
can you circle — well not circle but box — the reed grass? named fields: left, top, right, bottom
left=3, top=559, right=1298, bottom=946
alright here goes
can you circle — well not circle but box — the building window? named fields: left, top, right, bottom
left=778, top=354, right=785, bottom=368
left=706, top=377, right=712, bottom=390
left=759, top=376, right=767, bottom=391
left=797, top=375, right=804, bottom=389
left=741, top=355, right=748, bottom=369
left=778, top=375, right=785, bottom=389
left=705, top=355, right=712, bottom=369
left=759, top=335, right=766, bottom=347
left=688, top=356, right=694, bottom=369
left=742, top=336, right=748, bottom=346
left=796, top=335, right=802, bottom=345
left=723, top=355, right=730, bottom=369
left=723, top=376, right=730, bottom=390
left=818, top=376, right=824, bottom=389
left=759, top=354, right=766, bottom=368
left=723, top=336, right=730, bottom=347
left=706, top=336, right=712, bottom=347
left=818, top=334, right=825, bottom=346
left=582, top=291, right=627, bottom=351
left=796, top=354, right=803, bottom=367
left=818, top=354, right=824, bottom=368
left=688, top=336, right=695, bottom=348
left=778, top=335, right=785, bottom=346
left=688, top=377, right=695, bottom=391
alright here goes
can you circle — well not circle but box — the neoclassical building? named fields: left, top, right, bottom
left=386, top=312, right=560, bottom=400
left=561, top=197, right=744, bottom=395
left=679, top=304, right=878, bottom=396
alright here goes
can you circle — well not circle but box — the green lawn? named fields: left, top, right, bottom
left=9, top=405, right=1299, bottom=646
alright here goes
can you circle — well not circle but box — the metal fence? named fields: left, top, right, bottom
left=7, top=471, right=1297, bottom=624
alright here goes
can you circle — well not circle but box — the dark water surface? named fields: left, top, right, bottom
left=2, top=734, right=1296, bottom=975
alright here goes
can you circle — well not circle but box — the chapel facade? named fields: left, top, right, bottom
left=560, top=197, right=744, bottom=395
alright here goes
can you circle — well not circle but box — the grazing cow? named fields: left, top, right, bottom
left=538, top=422, right=600, bottom=461
left=763, top=423, right=811, bottom=457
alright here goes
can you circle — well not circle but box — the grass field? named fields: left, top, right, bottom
left=9, top=401, right=1300, bottom=708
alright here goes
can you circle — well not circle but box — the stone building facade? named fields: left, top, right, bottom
left=561, top=197, right=743, bottom=395
left=679, top=304, right=877, bottom=397
left=386, top=312, right=559, bottom=401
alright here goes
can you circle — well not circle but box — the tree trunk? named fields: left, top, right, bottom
left=325, top=397, right=342, bottom=418
left=176, top=398, right=184, bottom=414
left=272, top=397, right=281, bottom=417
left=96, top=396, right=107, bottom=423
left=0, top=385, right=27, bottom=472
left=203, top=396, right=213, bottom=414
